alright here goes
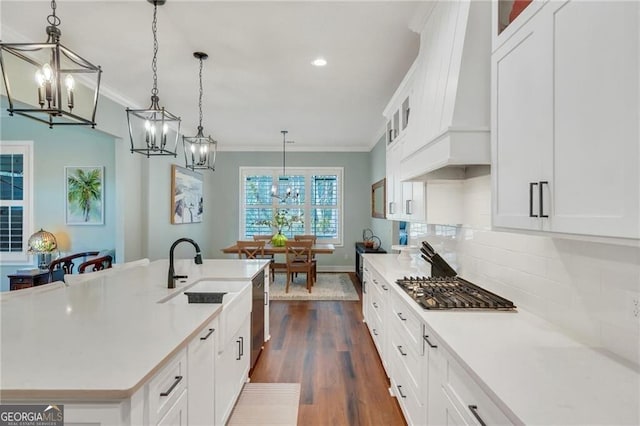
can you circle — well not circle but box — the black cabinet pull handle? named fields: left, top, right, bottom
left=397, top=312, right=407, bottom=321
left=539, top=181, right=549, bottom=218
left=373, top=302, right=378, bottom=309
left=239, top=336, right=244, bottom=357
left=363, top=281, right=366, bottom=294
left=381, top=284, right=388, bottom=291
left=160, top=376, right=183, bottom=397
left=264, top=291, right=268, bottom=306
left=397, top=345, right=407, bottom=356
left=200, top=328, right=215, bottom=341
left=372, top=329, right=378, bottom=336
left=236, top=339, right=242, bottom=360
left=423, top=335, right=438, bottom=348
left=396, top=385, right=407, bottom=399
left=468, top=405, right=487, bottom=426
left=529, top=182, right=539, bottom=217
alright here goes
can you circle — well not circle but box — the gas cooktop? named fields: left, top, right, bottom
left=395, top=276, right=516, bottom=311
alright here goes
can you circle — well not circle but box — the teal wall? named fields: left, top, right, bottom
left=144, top=150, right=371, bottom=271
left=0, top=113, right=117, bottom=291
left=369, top=134, right=393, bottom=251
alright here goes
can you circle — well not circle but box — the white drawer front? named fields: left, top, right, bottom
left=390, top=290, right=423, bottom=355
left=390, top=360, right=425, bottom=426
left=444, top=355, right=514, bottom=426
left=147, top=348, right=187, bottom=424
left=390, top=318, right=424, bottom=399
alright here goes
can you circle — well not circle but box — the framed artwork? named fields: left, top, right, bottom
left=65, top=166, right=104, bottom=225
left=171, top=164, right=203, bottom=224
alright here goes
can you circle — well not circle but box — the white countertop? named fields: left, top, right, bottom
left=0, top=259, right=269, bottom=400
left=364, top=254, right=640, bottom=425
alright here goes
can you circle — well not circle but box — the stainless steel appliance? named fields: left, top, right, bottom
left=396, top=241, right=516, bottom=311
left=250, top=271, right=265, bottom=369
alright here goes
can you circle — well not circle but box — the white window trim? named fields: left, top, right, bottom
left=239, top=166, right=344, bottom=246
left=0, top=140, right=34, bottom=264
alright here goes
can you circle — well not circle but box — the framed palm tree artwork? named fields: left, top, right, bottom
left=65, top=166, right=104, bottom=225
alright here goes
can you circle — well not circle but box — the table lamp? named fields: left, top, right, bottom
left=27, top=228, right=58, bottom=269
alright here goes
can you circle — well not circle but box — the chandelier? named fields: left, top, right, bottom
left=0, top=0, right=102, bottom=128
left=271, top=130, right=299, bottom=202
left=183, top=52, right=217, bottom=171
left=126, top=0, right=180, bottom=158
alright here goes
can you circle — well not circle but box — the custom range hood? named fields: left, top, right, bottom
left=390, top=0, right=492, bottom=182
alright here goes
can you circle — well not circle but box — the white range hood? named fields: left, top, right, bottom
left=397, top=0, right=491, bottom=181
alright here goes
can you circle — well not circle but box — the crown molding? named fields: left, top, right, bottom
left=218, top=143, right=371, bottom=153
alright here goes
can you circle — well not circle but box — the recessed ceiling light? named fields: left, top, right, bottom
left=312, top=57, right=327, bottom=67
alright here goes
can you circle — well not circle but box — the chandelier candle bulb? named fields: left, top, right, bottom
left=35, top=71, right=45, bottom=106
left=65, top=74, right=74, bottom=110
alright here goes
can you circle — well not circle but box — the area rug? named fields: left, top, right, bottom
left=228, top=383, right=300, bottom=425
left=270, top=272, right=359, bottom=301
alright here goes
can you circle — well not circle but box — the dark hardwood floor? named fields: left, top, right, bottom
left=250, top=273, right=406, bottom=426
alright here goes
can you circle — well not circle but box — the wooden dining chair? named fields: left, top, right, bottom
left=236, top=240, right=266, bottom=259
left=293, top=234, right=318, bottom=283
left=285, top=240, right=315, bottom=293
left=78, top=255, right=113, bottom=273
left=253, top=235, right=284, bottom=281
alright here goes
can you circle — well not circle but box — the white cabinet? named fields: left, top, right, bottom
left=147, top=349, right=188, bottom=425
left=492, top=0, right=640, bottom=239
left=214, top=313, right=250, bottom=426
left=362, top=259, right=390, bottom=376
left=388, top=287, right=426, bottom=425
left=385, top=140, right=403, bottom=219
left=157, top=389, right=188, bottom=426
left=188, top=317, right=218, bottom=426
left=402, top=181, right=425, bottom=222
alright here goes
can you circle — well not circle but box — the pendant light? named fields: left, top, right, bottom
left=0, top=0, right=102, bottom=128
left=271, top=130, right=299, bottom=201
left=126, top=0, right=180, bottom=158
left=183, top=52, right=217, bottom=171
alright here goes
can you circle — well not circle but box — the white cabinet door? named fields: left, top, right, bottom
left=215, top=313, right=250, bottom=426
left=402, top=182, right=425, bottom=223
left=188, top=318, right=218, bottom=426
left=157, top=389, right=188, bottom=426
left=386, top=141, right=403, bottom=219
left=493, top=0, right=640, bottom=239
left=492, top=4, right=553, bottom=231
left=549, top=0, right=639, bottom=238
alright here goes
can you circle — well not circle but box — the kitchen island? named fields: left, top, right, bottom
left=0, top=259, right=270, bottom=425
left=363, top=254, right=640, bottom=425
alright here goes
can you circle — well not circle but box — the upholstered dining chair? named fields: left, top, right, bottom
left=253, top=235, right=283, bottom=281
left=285, top=240, right=315, bottom=293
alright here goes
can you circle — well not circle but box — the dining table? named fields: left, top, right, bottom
left=221, top=242, right=335, bottom=255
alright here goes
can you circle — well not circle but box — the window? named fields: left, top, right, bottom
left=240, top=167, right=343, bottom=245
left=0, top=141, right=33, bottom=264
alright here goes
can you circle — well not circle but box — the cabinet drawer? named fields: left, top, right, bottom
left=366, top=309, right=384, bottom=356
left=443, top=355, right=513, bottom=426
left=147, top=348, right=187, bottom=424
left=390, top=290, right=424, bottom=355
left=369, top=287, right=385, bottom=326
left=389, top=318, right=424, bottom=400
left=391, top=360, right=425, bottom=426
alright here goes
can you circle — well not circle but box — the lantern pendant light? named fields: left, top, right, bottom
left=126, top=0, right=180, bottom=158
left=183, top=52, right=217, bottom=171
left=0, top=0, right=102, bottom=128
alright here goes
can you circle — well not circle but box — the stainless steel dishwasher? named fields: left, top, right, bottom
left=250, top=270, right=265, bottom=369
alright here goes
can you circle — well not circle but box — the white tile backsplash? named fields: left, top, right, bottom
left=410, top=223, right=640, bottom=366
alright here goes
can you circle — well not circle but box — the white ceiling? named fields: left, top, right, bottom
left=1, top=1, right=422, bottom=151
